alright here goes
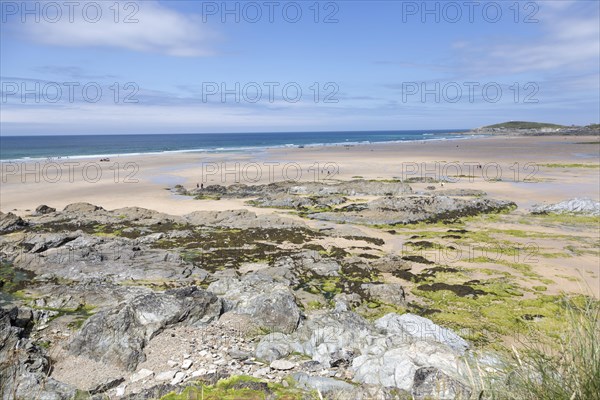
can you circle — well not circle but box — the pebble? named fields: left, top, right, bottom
left=191, top=368, right=207, bottom=377
left=130, top=369, right=153, bottom=382
left=167, top=360, right=178, bottom=368
left=155, top=371, right=176, bottom=382
left=270, top=360, right=296, bottom=371
left=171, top=372, right=186, bottom=385
left=181, top=360, right=193, bottom=370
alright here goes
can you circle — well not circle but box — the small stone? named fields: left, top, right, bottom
left=199, top=350, right=208, bottom=357
left=183, top=353, right=191, bottom=359
left=130, top=369, right=154, bottom=382
left=256, top=367, right=270, bottom=376
left=281, top=380, right=289, bottom=388
left=171, top=371, right=186, bottom=385
left=167, top=360, right=178, bottom=368
left=155, top=371, right=176, bottom=381
left=192, top=368, right=207, bottom=377
left=181, top=360, right=193, bottom=370
left=270, top=360, right=295, bottom=371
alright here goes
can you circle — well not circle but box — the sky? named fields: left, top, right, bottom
left=0, top=0, right=599, bottom=135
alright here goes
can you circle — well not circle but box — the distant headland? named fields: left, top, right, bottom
left=468, top=121, right=600, bottom=136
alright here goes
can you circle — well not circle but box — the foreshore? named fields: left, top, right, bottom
left=2, top=135, right=599, bottom=215
left=1, top=133, right=599, bottom=398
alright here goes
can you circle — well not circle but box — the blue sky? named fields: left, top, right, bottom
left=1, top=0, right=599, bottom=135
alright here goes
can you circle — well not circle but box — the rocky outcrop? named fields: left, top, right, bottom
left=184, top=209, right=304, bottom=229
left=34, top=204, right=56, bottom=215
left=62, top=202, right=104, bottom=213
left=248, top=194, right=347, bottom=210
left=0, top=212, right=27, bottom=233
left=255, top=309, right=470, bottom=394
left=412, top=367, right=472, bottom=400
left=374, top=313, right=469, bottom=354
left=0, top=307, right=76, bottom=400
left=184, top=179, right=413, bottom=199
left=531, top=198, right=600, bottom=216
left=309, top=196, right=516, bottom=225
left=68, top=287, right=222, bottom=371
left=13, top=231, right=191, bottom=283
left=207, top=274, right=300, bottom=334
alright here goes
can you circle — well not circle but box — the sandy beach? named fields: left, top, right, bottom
left=2, top=135, right=599, bottom=215
left=1, top=134, right=599, bottom=398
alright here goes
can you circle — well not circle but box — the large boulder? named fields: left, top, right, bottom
left=255, top=309, right=373, bottom=367
left=208, top=274, right=300, bottom=334
left=531, top=198, right=600, bottom=216
left=62, top=202, right=104, bottom=213
left=0, top=212, right=27, bottom=233
left=255, top=310, right=472, bottom=395
left=68, top=287, right=222, bottom=371
left=362, top=283, right=406, bottom=306
left=35, top=205, right=56, bottom=215
left=351, top=341, right=467, bottom=393
left=374, top=313, right=469, bottom=354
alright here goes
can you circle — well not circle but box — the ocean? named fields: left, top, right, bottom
left=0, top=130, right=471, bottom=161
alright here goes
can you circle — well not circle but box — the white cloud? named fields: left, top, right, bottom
left=457, top=2, right=599, bottom=75
left=18, top=1, right=217, bottom=57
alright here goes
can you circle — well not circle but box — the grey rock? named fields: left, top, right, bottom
left=21, top=232, right=79, bottom=254
left=531, top=198, right=600, bottom=216
left=185, top=180, right=412, bottom=200
left=436, top=189, right=486, bottom=197
left=309, top=195, right=516, bottom=225
left=351, top=341, right=465, bottom=392
left=69, top=287, right=222, bottom=371
left=208, top=274, right=300, bottom=334
left=0, top=211, right=27, bottom=233
left=155, top=371, right=176, bottom=381
left=369, top=255, right=410, bottom=274
left=170, top=371, right=186, bottom=385
left=362, top=283, right=406, bottom=306
left=255, top=309, right=373, bottom=368
left=0, top=307, right=76, bottom=400
left=292, top=372, right=354, bottom=394
left=35, top=205, right=56, bottom=215
left=255, top=332, right=293, bottom=362
left=249, top=194, right=316, bottom=209
left=269, top=359, right=295, bottom=370
left=345, top=384, right=412, bottom=399
left=412, top=367, right=472, bottom=400
left=375, top=313, right=469, bottom=354
left=184, top=209, right=304, bottom=229
left=89, top=377, right=125, bottom=395
left=63, top=202, right=104, bottom=213
left=131, top=369, right=154, bottom=382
